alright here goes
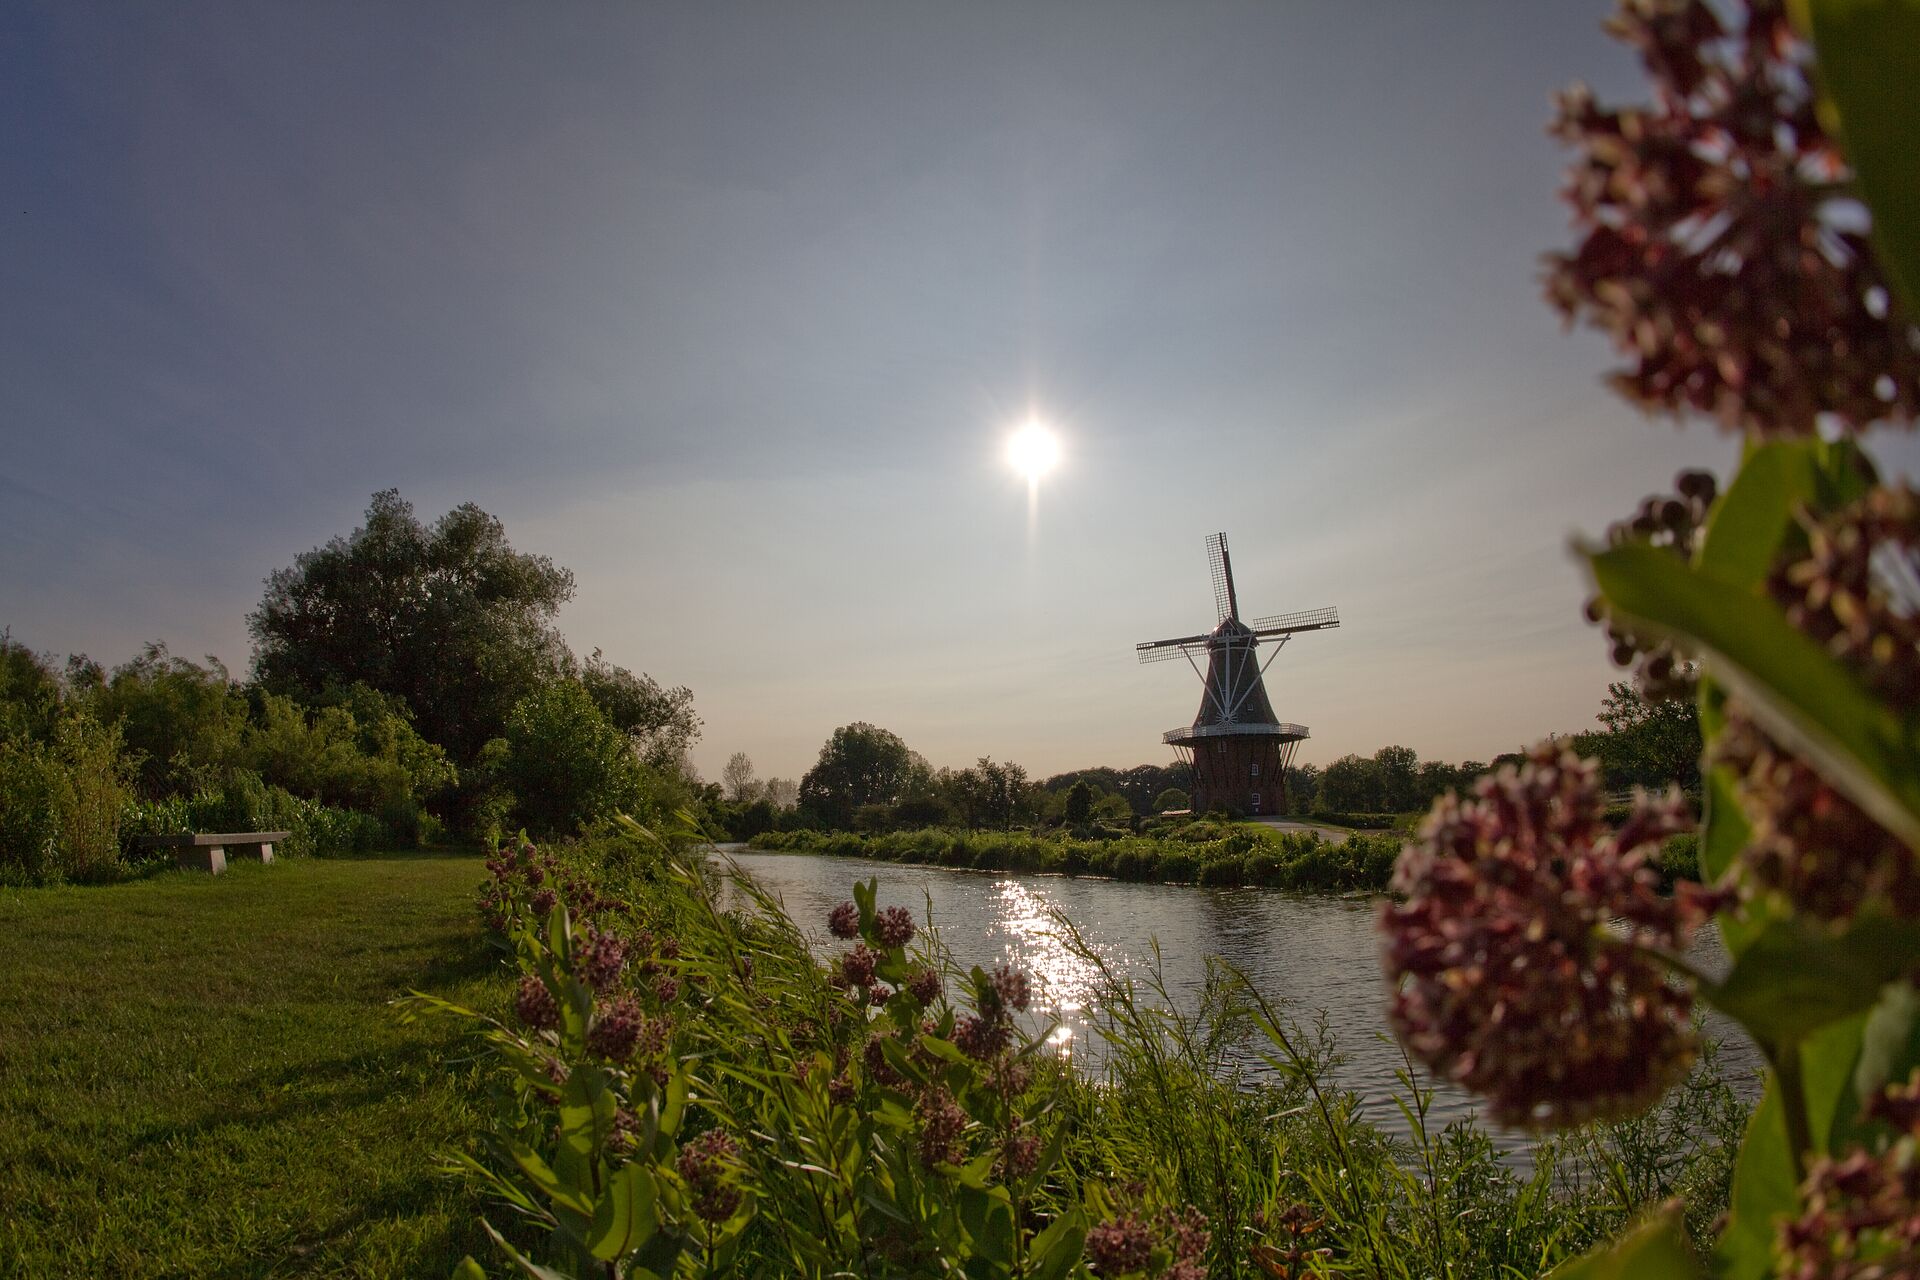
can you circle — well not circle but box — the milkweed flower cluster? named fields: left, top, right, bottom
left=1586, top=468, right=1716, bottom=700
left=1381, top=742, right=1704, bottom=1128
left=827, top=900, right=860, bottom=940
left=579, top=927, right=626, bottom=993
left=1544, top=0, right=1920, bottom=438
left=1777, top=1071, right=1920, bottom=1279
left=914, top=1084, right=969, bottom=1169
left=875, top=905, right=916, bottom=948
left=1085, top=1191, right=1211, bottom=1280
left=515, top=974, right=559, bottom=1032
left=1717, top=483, right=1920, bottom=922
left=676, top=1128, right=744, bottom=1223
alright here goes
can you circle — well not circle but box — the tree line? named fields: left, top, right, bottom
left=1, top=490, right=705, bottom=883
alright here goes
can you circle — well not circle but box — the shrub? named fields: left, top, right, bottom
left=0, top=712, right=134, bottom=885
left=501, top=679, right=647, bottom=836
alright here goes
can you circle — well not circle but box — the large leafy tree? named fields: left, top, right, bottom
left=1593, top=678, right=1702, bottom=790
left=499, top=679, right=644, bottom=836
left=797, top=722, right=915, bottom=829
left=579, top=648, right=700, bottom=771
left=249, top=490, right=575, bottom=763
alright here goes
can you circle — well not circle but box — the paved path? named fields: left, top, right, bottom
left=1249, top=816, right=1354, bottom=845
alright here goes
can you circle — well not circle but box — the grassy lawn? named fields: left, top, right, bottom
left=0, top=853, right=502, bottom=1279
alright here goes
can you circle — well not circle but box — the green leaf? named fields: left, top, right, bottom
left=1714, top=1015, right=1866, bottom=1277
left=1705, top=916, right=1920, bottom=1046
left=1806, top=1013, right=1872, bottom=1152
left=508, top=1142, right=593, bottom=1217
left=481, top=1219, right=575, bottom=1280
left=1587, top=545, right=1920, bottom=852
left=1853, top=981, right=1920, bottom=1126
left=1800, top=0, right=1920, bottom=317
left=1028, top=1207, right=1088, bottom=1280
left=1695, top=442, right=1824, bottom=587
left=1545, top=1205, right=1699, bottom=1279
left=450, top=1257, right=488, bottom=1280
left=1712, top=1084, right=1798, bottom=1280
left=588, top=1164, right=657, bottom=1261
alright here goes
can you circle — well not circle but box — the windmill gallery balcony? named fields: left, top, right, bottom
left=1162, top=721, right=1310, bottom=746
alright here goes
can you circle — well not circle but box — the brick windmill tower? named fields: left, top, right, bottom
left=1137, top=533, right=1339, bottom=815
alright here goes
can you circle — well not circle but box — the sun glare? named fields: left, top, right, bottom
left=1005, top=420, right=1062, bottom=483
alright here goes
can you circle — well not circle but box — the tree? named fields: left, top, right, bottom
left=797, top=723, right=915, bottom=829
left=762, top=777, right=798, bottom=810
left=498, top=679, right=645, bottom=836
left=89, top=643, right=248, bottom=797
left=0, top=633, right=61, bottom=745
left=1373, top=745, right=1420, bottom=812
left=579, top=649, right=700, bottom=771
left=1063, top=779, right=1095, bottom=825
left=974, top=758, right=1030, bottom=832
left=721, top=751, right=760, bottom=804
left=249, top=490, right=576, bottom=764
left=1593, top=680, right=1703, bottom=790
left=1316, top=754, right=1382, bottom=813
left=1152, top=787, right=1189, bottom=813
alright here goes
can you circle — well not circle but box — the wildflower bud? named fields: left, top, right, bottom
left=990, top=964, right=1031, bottom=1013
left=524, top=862, right=545, bottom=887
left=997, top=1119, right=1041, bottom=1178
left=827, top=900, right=860, bottom=940
left=515, top=975, right=559, bottom=1032
left=875, top=906, right=916, bottom=948
left=652, top=974, right=680, bottom=1004
left=1381, top=741, right=1701, bottom=1128
left=578, top=928, right=626, bottom=993
left=608, top=1107, right=640, bottom=1157
left=587, top=995, right=644, bottom=1061
left=914, top=1085, right=968, bottom=1169
left=1085, top=1215, right=1152, bottom=1276
left=828, top=1073, right=856, bottom=1105
left=954, top=1014, right=1011, bottom=1062
left=863, top=1031, right=905, bottom=1087
left=906, top=968, right=941, bottom=1006
left=868, top=984, right=892, bottom=1007
left=841, top=945, right=877, bottom=988
left=676, top=1129, right=743, bottom=1223
left=531, top=888, right=557, bottom=916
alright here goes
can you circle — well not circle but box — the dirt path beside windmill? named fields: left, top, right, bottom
left=1248, top=816, right=1356, bottom=845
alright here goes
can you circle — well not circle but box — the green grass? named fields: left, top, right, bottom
left=0, top=852, right=502, bottom=1278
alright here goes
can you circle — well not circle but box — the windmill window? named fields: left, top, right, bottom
left=1214, top=741, right=1226, bottom=755
left=1250, top=763, right=1260, bottom=778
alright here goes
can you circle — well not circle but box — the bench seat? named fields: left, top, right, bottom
left=133, top=831, right=291, bottom=874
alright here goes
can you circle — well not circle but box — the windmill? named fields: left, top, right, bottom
left=1137, top=533, right=1339, bottom=816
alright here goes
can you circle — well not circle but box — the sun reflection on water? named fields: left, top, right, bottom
left=977, top=878, right=1111, bottom=1060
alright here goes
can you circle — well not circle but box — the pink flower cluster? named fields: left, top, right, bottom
left=1381, top=743, right=1705, bottom=1128
left=1085, top=1195, right=1210, bottom=1280
left=1778, top=1071, right=1920, bottom=1279
left=676, top=1128, right=743, bottom=1223
left=1544, top=0, right=1920, bottom=438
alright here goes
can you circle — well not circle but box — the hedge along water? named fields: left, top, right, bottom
left=716, top=846, right=1761, bottom=1153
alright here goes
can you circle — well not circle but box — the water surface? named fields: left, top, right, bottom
left=715, top=845, right=1760, bottom=1146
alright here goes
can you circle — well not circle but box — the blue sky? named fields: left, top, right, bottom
left=7, top=2, right=1900, bottom=781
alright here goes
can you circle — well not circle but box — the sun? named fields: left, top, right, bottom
left=1005, top=420, right=1062, bottom=483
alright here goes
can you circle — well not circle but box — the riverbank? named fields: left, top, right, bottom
left=747, top=823, right=1400, bottom=892
left=438, top=828, right=1748, bottom=1277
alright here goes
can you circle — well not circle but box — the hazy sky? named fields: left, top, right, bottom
left=8, top=3, right=1907, bottom=782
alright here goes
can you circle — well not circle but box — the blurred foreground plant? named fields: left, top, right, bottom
left=1383, top=1, right=1920, bottom=1274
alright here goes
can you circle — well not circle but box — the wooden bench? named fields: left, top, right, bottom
left=133, top=831, right=290, bottom=875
